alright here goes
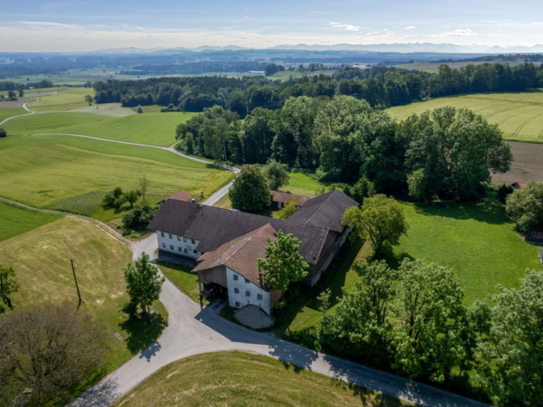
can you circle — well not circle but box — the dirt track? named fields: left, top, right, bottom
left=492, top=141, right=543, bottom=184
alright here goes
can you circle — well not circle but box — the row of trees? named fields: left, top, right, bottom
left=92, top=62, right=543, bottom=113
left=0, top=79, right=54, bottom=91
left=176, top=97, right=512, bottom=202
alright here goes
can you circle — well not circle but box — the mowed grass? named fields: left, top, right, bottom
left=68, top=103, right=136, bottom=117
left=386, top=91, right=543, bottom=143
left=0, top=107, right=27, bottom=122
left=112, top=351, right=411, bottom=407
left=0, top=216, right=167, bottom=373
left=390, top=199, right=542, bottom=304
left=0, top=201, right=61, bottom=242
left=279, top=171, right=325, bottom=196
left=27, top=87, right=93, bottom=112
left=4, top=111, right=195, bottom=146
left=158, top=261, right=208, bottom=305
left=0, top=135, right=234, bottom=221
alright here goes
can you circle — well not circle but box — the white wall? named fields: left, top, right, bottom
left=226, top=266, right=271, bottom=315
left=156, top=231, right=201, bottom=259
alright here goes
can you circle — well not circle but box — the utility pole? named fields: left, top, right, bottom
left=70, top=258, right=83, bottom=306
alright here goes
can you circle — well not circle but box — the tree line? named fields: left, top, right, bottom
left=176, top=96, right=512, bottom=202
left=92, top=62, right=543, bottom=113
left=0, top=79, right=54, bottom=91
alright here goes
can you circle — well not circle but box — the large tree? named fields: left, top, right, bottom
left=264, top=159, right=290, bottom=191
left=0, top=265, right=19, bottom=310
left=124, top=252, right=165, bottom=314
left=229, top=165, right=271, bottom=211
left=474, top=270, right=543, bottom=406
left=319, top=260, right=397, bottom=365
left=392, top=259, right=467, bottom=383
left=0, top=303, right=106, bottom=406
left=506, top=181, right=543, bottom=234
left=257, top=230, right=308, bottom=309
left=403, top=107, right=513, bottom=201
left=342, top=194, right=407, bottom=255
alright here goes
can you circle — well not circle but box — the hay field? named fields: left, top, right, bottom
left=0, top=135, right=234, bottom=220
left=67, top=103, right=136, bottom=117
left=0, top=216, right=167, bottom=372
left=386, top=92, right=543, bottom=143
left=27, top=87, right=92, bottom=112
left=0, top=107, right=27, bottom=122
left=0, top=201, right=61, bottom=242
left=3, top=111, right=196, bottom=146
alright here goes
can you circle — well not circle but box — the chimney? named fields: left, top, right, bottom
left=191, top=198, right=196, bottom=203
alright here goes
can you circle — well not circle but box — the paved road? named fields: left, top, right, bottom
left=71, top=234, right=490, bottom=407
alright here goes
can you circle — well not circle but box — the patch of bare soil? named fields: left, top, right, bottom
left=492, top=141, right=543, bottom=184
left=0, top=99, right=35, bottom=108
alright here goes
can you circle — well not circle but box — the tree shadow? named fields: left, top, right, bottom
left=118, top=303, right=167, bottom=356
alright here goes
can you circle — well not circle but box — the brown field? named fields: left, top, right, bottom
left=0, top=100, right=35, bottom=108
left=492, top=141, right=543, bottom=184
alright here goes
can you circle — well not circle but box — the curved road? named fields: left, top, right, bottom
left=1, top=105, right=489, bottom=407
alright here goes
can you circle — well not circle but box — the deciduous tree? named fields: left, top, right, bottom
left=264, top=159, right=290, bottom=191
left=257, top=230, right=308, bottom=308
left=0, top=265, right=19, bottom=310
left=229, top=165, right=270, bottom=211
left=124, top=252, right=165, bottom=314
left=139, top=175, right=150, bottom=203
left=125, top=189, right=141, bottom=209
left=342, top=194, right=407, bottom=254
left=84, top=94, right=94, bottom=105
left=505, top=181, right=543, bottom=234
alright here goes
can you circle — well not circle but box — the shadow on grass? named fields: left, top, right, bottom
left=411, top=192, right=507, bottom=226
left=119, top=302, right=167, bottom=356
left=329, top=379, right=407, bottom=407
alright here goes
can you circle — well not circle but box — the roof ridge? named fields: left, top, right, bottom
left=222, top=223, right=275, bottom=263
left=305, top=190, right=337, bottom=226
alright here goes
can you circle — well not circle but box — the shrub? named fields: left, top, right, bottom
left=101, top=186, right=124, bottom=209
left=122, top=205, right=159, bottom=230
left=497, top=183, right=514, bottom=203
left=136, top=105, right=143, bottom=113
left=506, top=182, right=543, bottom=234
left=0, top=128, right=6, bottom=138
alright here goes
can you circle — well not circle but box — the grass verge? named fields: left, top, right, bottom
left=157, top=260, right=208, bottom=305
left=112, top=351, right=411, bottom=407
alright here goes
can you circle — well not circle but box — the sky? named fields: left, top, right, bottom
left=1, top=0, right=543, bottom=52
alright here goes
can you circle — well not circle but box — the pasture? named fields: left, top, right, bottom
left=27, top=87, right=93, bottom=112
left=0, top=216, right=167, bottom=373
left=0, top=201, right=61, bottom=242
left=68, top=103, right=136, bottom=117
left=3, top=111, right=195, bottom=146
left=0, top=135, right=234, bottom=221
left=112, top=351, right=410, bottom=407
left=386, top=92, right=543, bottom=143
left=0, top=107, right=27, bottom=122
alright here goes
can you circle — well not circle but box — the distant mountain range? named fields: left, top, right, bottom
left=91, top=43, right=543, bottom=54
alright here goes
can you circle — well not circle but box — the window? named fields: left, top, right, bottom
left=235, top=301, right=240, bottom=307
left=169, top=234, right=172, bottom=239
left=246, top=291, right=251, bottom=297
left=178, top=247, right=182, bottom=252
left=191, top=239, right=195, bottom=244
left=177, top=236, right=181, bottom=241
left=233, top=274, right=238, bottom=281
left=161, top=232, right=165, bottom=237
left=162, top=243, right=166, bottom=248
left=244, top=278, right=250, bottom=284
left=257, top=294, right=263, bottom=300
left=234, top=288, right=239, bottom=294
left=183, top=237, right=187, bottom=242
left=170, top=245, right=174, bottom=250
left=184, top=248, right=188, bottom=253
left=193, top=250, right=197, bottom=254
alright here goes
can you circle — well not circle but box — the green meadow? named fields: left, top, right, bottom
left=386, top=91, right=543, bottom=143
left=0, top=201, right=61, bottom=242
left=0, top=134, right=234, bottom=221
left=3, top=111, right=195, bottom=146
left=0, top=107, right=28, bottom=123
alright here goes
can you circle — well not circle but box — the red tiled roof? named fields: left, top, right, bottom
left=271, top=191, right=310, bottom=206
left=193, top=224, right=277, bottom=290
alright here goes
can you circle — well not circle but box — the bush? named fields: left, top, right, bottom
left=101, top=186, right=124, bottom=209
left=506, top=182, right=543, bottom=234
left=122, top=204, right=159, bottom=230
left=0, top=128, right=6, bottom=138
left=136, top=105, right=143, bottom=113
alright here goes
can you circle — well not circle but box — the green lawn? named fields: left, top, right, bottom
left=0, top=107, right=27, bottom=122
left=0, top=201, right=61, bottom=242
left=278, top=171, right=325, bottom=197
left=0, top=216, right=167, bottom=374
left=112, top=351, right=411, bottom=407
left=158, top=261, right=208, bottom=305
left=3, top=111, right=196, bottom=147
left=386, top=91, right=543, bottom=143
left=27, top=87, right=93, bottom=112
left=0, top=135, right=234, bottom=222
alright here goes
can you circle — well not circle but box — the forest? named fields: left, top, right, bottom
left=93, top=62, right=543, bottom=112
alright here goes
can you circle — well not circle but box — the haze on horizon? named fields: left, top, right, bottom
left=1, top=0, right=543, bottom=52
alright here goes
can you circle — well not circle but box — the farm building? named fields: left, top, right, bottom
left=158, top=190, right=193, bottom=208
left=148, top=190, right=358, bottom=314
left=270, top=191, right=310, bottom=209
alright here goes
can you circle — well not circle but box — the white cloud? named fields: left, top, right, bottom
left=135, top=27, right=145, bottom=31
left=432, top=28, right=478, bottom=37
left=404, top=26, right=416, bottom=30
left=330, top=21, right=361, bottom=32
